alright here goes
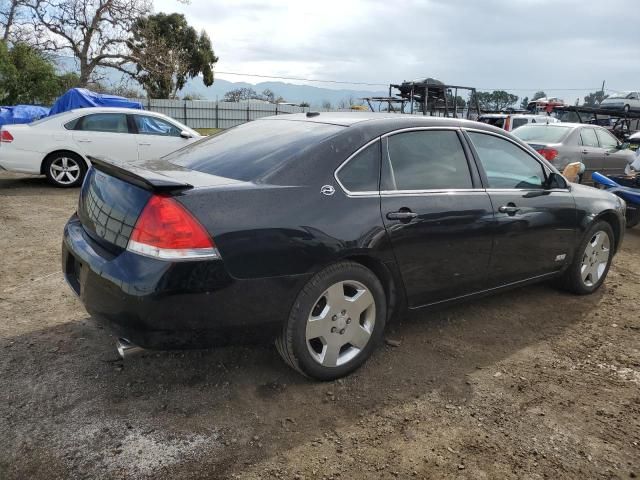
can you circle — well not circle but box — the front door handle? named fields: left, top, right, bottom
left=76, top=139, right=92, bottom=143
left=386, top=211, right=418, bottom=221
left=498, top=205, right=520, bottom=214
left=581, top=149, right=589, bottom=154
left=139, top=142, right=152, bottom=146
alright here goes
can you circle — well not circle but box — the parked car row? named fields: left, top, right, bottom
left=0, top=107, right=200, bottom=187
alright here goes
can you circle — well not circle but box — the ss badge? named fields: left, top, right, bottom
left=320, top=185, right=335, bottom=196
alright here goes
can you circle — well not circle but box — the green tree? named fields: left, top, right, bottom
left=583, top=90, right=607, bottom=107
left=520, top=96, right=529, bottom=109
left=532, top=90, right=547, bottom=101
left=0, top=41, right=64, bottom=104
left=126, top=13, right=218, bottom=98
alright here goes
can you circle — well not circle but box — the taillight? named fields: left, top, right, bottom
left=536, top=148, right=558, bottom=161
left=127, top=195, right=219, bottom=261
left=503, top=117, right=511, bottom=131
left=0, top=130, right=13, bottom=142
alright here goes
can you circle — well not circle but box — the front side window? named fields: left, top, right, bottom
left=336, top=141, right=380, bottom=192
left=384, top=130, right=472, bottom=190
left=595, top=128, right=618, bottom=149
left=77, top=113, right=129, bottom=133
left=580, top=128, right=599, bottom=148
left=135, top=115, right=182, bottom=137
left=467, top=131, right=546, bottom=189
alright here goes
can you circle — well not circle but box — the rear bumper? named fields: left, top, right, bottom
left=0, top=147, right=43, bottom=174
left=62, top=215, right=311, bottom=349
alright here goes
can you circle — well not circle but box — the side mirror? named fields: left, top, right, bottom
left=617, top=142, right=631, bottom=150
left=180, top=130, right=193, bottom=139
left=545, top=171, right=568, bottom=189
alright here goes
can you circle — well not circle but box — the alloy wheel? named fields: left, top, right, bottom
left=50, top=157, right=81, bottom=185
left=580, top=231, right=610, bottom=287
left=305, top=280, right=376, bottom=368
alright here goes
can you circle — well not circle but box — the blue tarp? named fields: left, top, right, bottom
left=0, top=105, right=50, bottom=127
left=49, top=88, right=142, bottom=115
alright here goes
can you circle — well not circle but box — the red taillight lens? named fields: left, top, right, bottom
left=0, top=130, right=14, bottom=142
left=503, top=117, right=511, bottom=131
left=536, top=148, right=558, bottom=161
left=127, top=195, right=219, bottom=260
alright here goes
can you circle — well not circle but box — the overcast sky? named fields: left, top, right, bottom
left=155, top=0, right=638, bottom=103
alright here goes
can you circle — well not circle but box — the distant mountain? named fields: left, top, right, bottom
left=54, top=55, right=386, bottom=107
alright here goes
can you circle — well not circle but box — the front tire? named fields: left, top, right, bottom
left=276, top=261, right=386, bottom=380
left=557, top=221, right=614, bottom=294
left=626, top=206, right=640, bottom=228
left=44, top=152, right=86, bottom=188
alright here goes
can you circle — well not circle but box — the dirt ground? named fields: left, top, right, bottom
left=1, top=171, right=638, bottom=480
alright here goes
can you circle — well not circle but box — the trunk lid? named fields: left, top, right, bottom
left=77, top=157, right=243, bottom=253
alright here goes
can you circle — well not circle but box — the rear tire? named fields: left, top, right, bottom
left=624, top=104, right=631, bottom=114
left=43, top=152, right=86, bottom=188
left=276, top=261, right=386, bottom=380
left=556, top=221, right=614, bottom=295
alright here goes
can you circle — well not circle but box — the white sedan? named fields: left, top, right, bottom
left=0, top=107, right=201, bottom=187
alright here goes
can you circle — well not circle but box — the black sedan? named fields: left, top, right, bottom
left=62, top=113, right=626, bottom=380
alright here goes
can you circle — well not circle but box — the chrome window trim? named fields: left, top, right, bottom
left=463, top=127, right=568, bottom=188
left=334, top=126, right=571, bottom=197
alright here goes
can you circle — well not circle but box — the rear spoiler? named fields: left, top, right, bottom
left=88, top=156, right=193, bottom=193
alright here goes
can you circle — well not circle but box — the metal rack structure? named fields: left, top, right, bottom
left=362, top=79, right=481, bottom=119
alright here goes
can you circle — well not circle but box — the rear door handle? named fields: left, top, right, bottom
left=139, top=142, right=151, bottom=146
left=77, top=139, right=92, bottom=143
left=581, top=149, right=589, bottom=154
left=498, top=205, right=520, bottom=214
left=386, top=211, right=418, bottom=221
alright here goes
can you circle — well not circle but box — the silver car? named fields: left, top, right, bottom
left=512, top=123, right=636, bottom=183
left=600, top=91, right=640, bottom=113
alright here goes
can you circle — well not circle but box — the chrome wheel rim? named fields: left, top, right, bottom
left=580, top=231, right=611, bottom=287
left=50, top=157, right=80, bottom=185
left=305, top=280, right=376, bottom=368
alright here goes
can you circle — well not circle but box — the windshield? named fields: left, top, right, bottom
left=165, top=119, right=344, bottom=181
left=512, top=125, right=572, bottom=143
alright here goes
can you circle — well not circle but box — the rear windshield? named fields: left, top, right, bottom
left=511, top=124, right=572, bottom=143
left=165, top=119, right=344, bottom=181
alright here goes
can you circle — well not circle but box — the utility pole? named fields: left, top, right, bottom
left=600, top=80, right=606, bottom=99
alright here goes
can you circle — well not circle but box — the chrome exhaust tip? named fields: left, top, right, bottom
left=116, top=338, right=144, bottom=359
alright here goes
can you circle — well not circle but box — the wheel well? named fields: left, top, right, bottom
left=596, top=211, right=621, bottom=252
left=345, top=254, right=404, bottom=322
left=40, top=150, right=86, bottom=175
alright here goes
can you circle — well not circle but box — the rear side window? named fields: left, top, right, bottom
left=468, top=132, right=546, bottom=189
left=76, top=113, right=129, bottom=133
left=166, top=120, right=343, bottom=181
left=595, top=129, right=618, bottom=149
left=336, top=141, right=380, bottom=192
left=385, top=130, right=472, bottom=190
left=580, top=128, right=599, bottom=147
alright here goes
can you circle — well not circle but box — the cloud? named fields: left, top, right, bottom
left=154, top=0, right=639, bottom=102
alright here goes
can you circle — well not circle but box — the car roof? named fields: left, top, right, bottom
left=63, top=107, right=163, bottom=116
left=263, top=111, right=492, bottom=130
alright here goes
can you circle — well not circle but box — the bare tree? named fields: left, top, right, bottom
left=27, top=0, right=151, bottom=86
left=1, top=0, right=31, bottom=41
